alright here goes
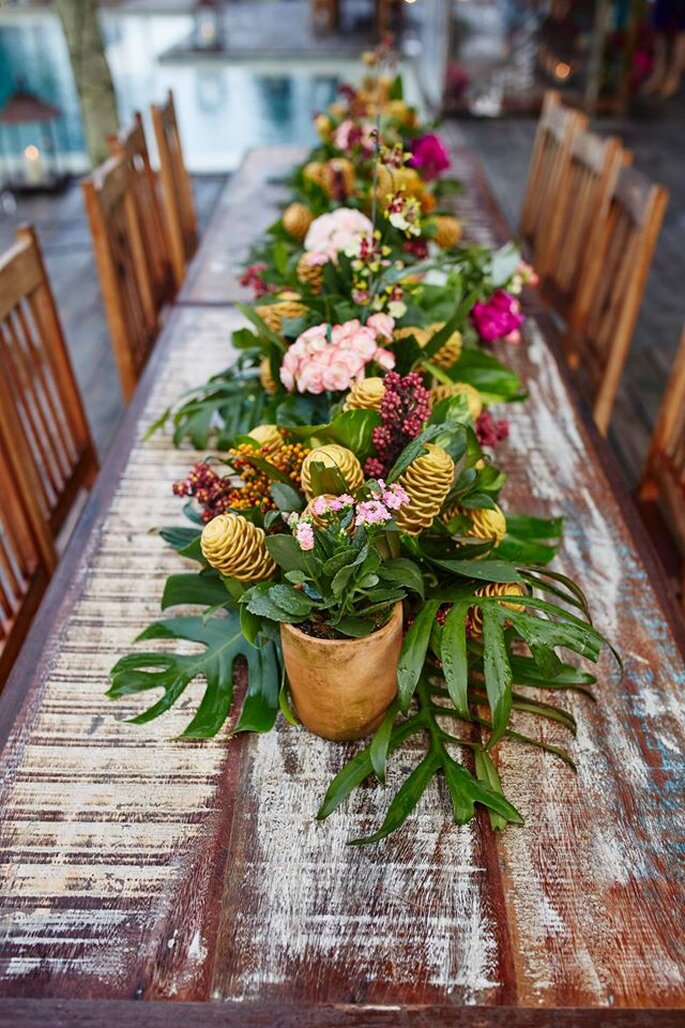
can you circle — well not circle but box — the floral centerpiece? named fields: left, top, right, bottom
left=113, top=47, right=615, bottom=846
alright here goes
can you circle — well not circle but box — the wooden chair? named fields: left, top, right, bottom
left=0, top=432, right=56, bottom=687
left=151, top=90, right=197, bottom=290
left=565, top=164, right=669, bottom=435
left=537, top=129, right=626, bottom=320
left=0, top=225, right=99, bottom=543
left=108, top=111, right=175, bottom=310
left=638, top=326, right=685, bottom=603
left=82, top=155, right=158, bottom=402
left=519, top=91, right=588, bottom=266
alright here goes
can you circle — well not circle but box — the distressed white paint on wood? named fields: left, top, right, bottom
left=215, top=726, right=501, bottom=1003
left=0, top=309, right=243, bottom=992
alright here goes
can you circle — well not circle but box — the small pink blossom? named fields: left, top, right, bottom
left=294, top=521, right=315, bottom=551
left=366, top=312, right=394, bottom=342
left=355, top=500, right=392, bottom=526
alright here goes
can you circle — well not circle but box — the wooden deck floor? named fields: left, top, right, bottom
left=449, top=93, right=685, bottom=489
left=0, top=175, right=227, bottom=458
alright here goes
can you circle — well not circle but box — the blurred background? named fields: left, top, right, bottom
left=0, top=0, right=683, bottom=482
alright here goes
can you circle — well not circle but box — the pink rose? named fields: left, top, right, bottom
left=304, top=208, right=373, bottom=262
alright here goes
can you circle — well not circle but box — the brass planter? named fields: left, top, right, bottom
left=280, top=603, right=403, bottom=741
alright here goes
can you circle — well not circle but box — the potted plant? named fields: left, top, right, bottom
left=240, top=480, right=423, bottom=741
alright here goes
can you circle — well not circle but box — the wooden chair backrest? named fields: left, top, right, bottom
left=108, top=111, right=175, bottom=309
left=538, top=129, right=625, bottom=316
left=0, top=430, right=56, bottom=686
left=82, top=155, right=158, bottom=402
left=640, top=326, right=685, bottom=559
left=0, top=225, right=99, bottom=542
left=151, top=90, right=197, bottom=290
left=566, top=164, right=669, bottom=435
left=519, top=91, right=588, bottom=263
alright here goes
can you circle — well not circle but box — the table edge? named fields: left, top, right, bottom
left=0, top=999, right=682, bottom=1027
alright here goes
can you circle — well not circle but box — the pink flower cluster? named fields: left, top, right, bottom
left=356, top=481, right=410, bottom=527
left=280, top=314, right=395, bottom=394
left=470, top=290, right=524, bottom=344
left=333, top=119, right=376, bottom=155
left=409, top=133, right=451, bottom=181
left=304, top=208, right=374, bottom=264
left=288, top=485, right=410, bottom=550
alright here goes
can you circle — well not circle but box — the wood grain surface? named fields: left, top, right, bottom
left=178, top=145, right=305, bottom=305
left=0, top=147, right=683, bottom=1024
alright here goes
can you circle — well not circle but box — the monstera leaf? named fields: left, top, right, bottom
left=108, top=613, right=280, bottom=738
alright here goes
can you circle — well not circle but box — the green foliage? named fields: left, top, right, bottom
left=108, top=612, right=280, bottom=738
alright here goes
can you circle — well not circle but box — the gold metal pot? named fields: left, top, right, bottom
left=280, top=602, right=403, bottom=741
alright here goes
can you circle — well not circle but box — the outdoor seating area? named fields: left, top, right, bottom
left=0, top=2, right=683, bottom=1025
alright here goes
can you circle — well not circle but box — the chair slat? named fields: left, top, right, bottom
left=82, top=155, right=158, bottom=402
left=519, top=91, right=588, bottom=266
left=565, top=164, right=669, bottom=434
left=108, top=111, right=174, bottom=310
left=151, top=90, right=197, bottom=290
left=538, top=129, right=625, bottom=315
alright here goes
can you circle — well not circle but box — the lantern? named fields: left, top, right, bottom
left=194, top=0, right=226, bottom=50
left=0, top=88, right=66, bottom=194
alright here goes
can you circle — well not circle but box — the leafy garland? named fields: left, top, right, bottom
left=110, top=51, right=617, bottom=843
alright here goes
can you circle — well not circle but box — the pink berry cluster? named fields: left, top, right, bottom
left=239, top=262, right=273, bottom=299
left=365, top=370, right=431, bottom=477
left=172, top=462, right=233, bottom=523
left=475, top=410, right=510, bottom=449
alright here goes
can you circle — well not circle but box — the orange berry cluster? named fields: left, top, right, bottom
left=173, top=441, right=309, bottom=522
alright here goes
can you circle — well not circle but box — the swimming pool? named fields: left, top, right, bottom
left=0, top=8, right=423, bottom=174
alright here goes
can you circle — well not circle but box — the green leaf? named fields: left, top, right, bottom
left=160, top=526, right=202, bottom=554
left=308, top=460, right=349, bottom=497
left=266, top=533, right=311, bottom=572
left=471, top=750, right=516, bottom=831
left=319, top=409, right=381, bottom=460
left=270, top=482, right=305, bottom=512
left=397, top=600, right=441, bottom=711
left=108, top=613, right=278, bottom=738
left=378, top=558, right=424, bottom=598
left=317, top=717, right=421, bottom=819
left=481, top=605, right=512, bottom=748
left=236, top=302, right=287, bottom=350
left=350, top=751, right=441, bottom=845
left=268, top=583, right=315, bottom=617
left=425, top=556, right=522, bottom=583
left=161, top=573, right=229, bottom=611
left=335, top=616, right=377, bottom=638
left=440, top=601, right=471, bottom=717
left=244, top=582, right=309, bottom=624
left=369, top=699, right=400, bottom=784
left=446, top=349, right=524, bottom=404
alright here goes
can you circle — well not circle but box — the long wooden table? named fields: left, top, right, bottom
left=0, top=146, right=684, bottom=1026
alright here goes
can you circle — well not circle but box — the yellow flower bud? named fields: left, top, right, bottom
left=394, top=444, right=455, bottom=535
left=247, top=424, right=283, bottom=456
left=343, top=377, right=386, bottom=412
left=282, top=202, right=313, bottom=241
left=300, top=444, right=364, bottom=499
left=469, top=581, right=527, bottom=637
left=433, top=215, right=463, bottom=250
left=201, top=513, right=277, bottom=582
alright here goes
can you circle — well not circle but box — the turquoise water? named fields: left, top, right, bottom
left=0, top=11, right=372, bottom=173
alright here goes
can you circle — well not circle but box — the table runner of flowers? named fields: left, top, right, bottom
left=109, top=45, right=616, bottom=844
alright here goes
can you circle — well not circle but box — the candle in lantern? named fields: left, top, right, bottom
left=23, top=144, right=44, bottom=186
